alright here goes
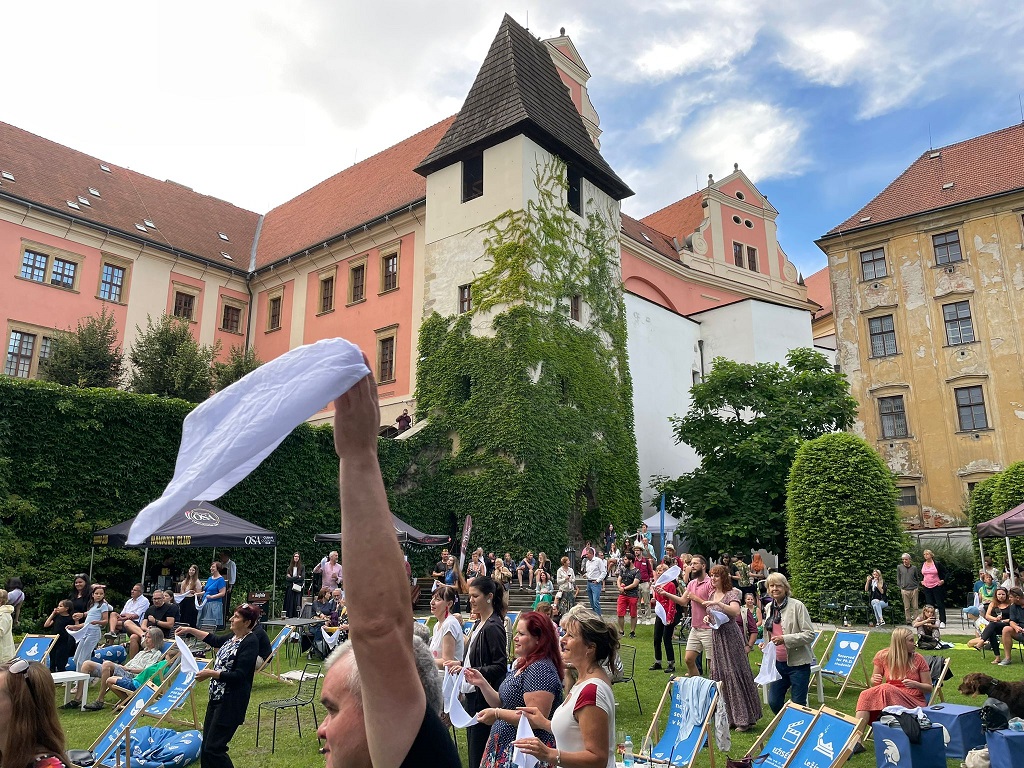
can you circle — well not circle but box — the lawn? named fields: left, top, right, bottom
left=45, top=623, right=1008, bottom=767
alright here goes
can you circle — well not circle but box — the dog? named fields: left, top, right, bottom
left=958, top=672, right=1024, bottom=718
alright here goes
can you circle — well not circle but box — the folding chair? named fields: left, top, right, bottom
left=111, top=658, right=174, bottom=711
left=760, top=633, right=827, bottom=707
left=923, top=655, right=952, bottom=705
left=257, top=626, right=292, bottom=680
left=812, top=630, right=870, bottom=699
left=68, top=684, right=158, bottom=768
left=783, top=705, right=863, bottom=768
left=139, top=660, right=210, bottom=728
left=14, top=634, right=56, bottom=664
left=744, top=702, right=818, bottom=768
left=642, top=676, right=718, bottom=767
left=614, top=645, right=642, bottom=714
left=257, top=662, right=323, bottom=753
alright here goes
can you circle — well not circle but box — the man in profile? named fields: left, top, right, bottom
left=317, top=354, right=459, bottom=768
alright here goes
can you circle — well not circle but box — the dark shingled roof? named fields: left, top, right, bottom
left=621, top=214, right=678, bottom=261
left=415, top=14, right=632, bottom=201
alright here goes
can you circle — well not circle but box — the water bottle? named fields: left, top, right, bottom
left=623, top=735, right=634, bottom=767
left=641, top=737, right=653, bottom=764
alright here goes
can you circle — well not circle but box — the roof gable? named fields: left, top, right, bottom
left=414, top=14, right=631, bottom=200
left=0, top=121, right=259, bottom=267
left=254, top=117, right=454, bottom=270
left=640, top=190, right=705, bottom=244
left=804, top=266, right=832, bottom=319
left=825, top=122, right=1024, bottom=237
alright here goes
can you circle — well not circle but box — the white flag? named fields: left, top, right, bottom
left=127, top=338, right=368, bottom=544
left=174, top=635, right=200, bottom=675
left=511, top=713, right=540, bottom=768
left=655, top=566, right=680, bottom=586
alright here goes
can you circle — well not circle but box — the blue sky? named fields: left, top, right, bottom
left=4, top=2, right=1024, bottom=278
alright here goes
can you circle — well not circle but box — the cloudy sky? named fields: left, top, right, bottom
left=4, top=2, right=1023, bottom=276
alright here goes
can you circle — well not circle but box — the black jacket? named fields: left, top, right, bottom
left=465, top=613, right=508, bottom=715
left=204, top=631, right=260, bottom=726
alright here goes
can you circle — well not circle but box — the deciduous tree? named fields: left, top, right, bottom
left=128, top=314, right=218, bottom=402
left=39, top=306, right=124, bottom=388
left=212, top=345, right=263, bottom=391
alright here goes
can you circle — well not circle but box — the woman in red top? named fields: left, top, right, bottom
left=855, top=627, right=932, bottom=724
left=650, top=562, right=678, bottom=673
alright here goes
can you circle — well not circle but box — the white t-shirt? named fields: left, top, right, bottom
left=429, top=615, right=465, bottom=663
left=551, top=677, right=616, bottom=768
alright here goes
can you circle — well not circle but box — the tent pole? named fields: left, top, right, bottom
left=141, top=548, right=149, bottom=589
left=272, top=547, right=278, bottom=618
left=1007, top=536, right=1016, bottom=588
left=89, top=546, right=95, bottom=583
left=979, top=539, right=985, bottom=571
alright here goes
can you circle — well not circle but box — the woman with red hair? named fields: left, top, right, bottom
left=464, top=610, right=564, bottom=767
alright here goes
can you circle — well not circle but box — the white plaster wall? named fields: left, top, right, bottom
left=124, top=255, right=174, bottom=349
left=695, top=300, right=813, bottom=367
left=625, top=293, right=701, bottom=510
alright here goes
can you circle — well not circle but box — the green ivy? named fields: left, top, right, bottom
left=968, top=475, right=999, bottom=572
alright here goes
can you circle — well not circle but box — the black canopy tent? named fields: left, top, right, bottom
left=90, top=500, right=279, bottom=609
left=975, top=502, right=1024, bottom=586
left=314, top=514, right=449, bottom=547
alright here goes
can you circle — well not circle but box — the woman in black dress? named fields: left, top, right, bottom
left=177, top=603, right=261, bottom=767
left=283, top=553, right=305, bottom=618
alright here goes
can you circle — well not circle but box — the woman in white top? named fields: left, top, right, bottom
left=429, top=585, right=464, bottom=669
left=555, top=556, right=577, bottom=616
left=515, top=606, right=619, bottom=768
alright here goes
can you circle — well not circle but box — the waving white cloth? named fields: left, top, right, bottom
left=127, top=338, right=368, bottom=544
left=511, top=713, right=540, bottom=768
left=706, top=609, right=729, bottom=630
left=322, top=626, right=343, bottom=648
left=655, top=600, right=668, bottom=625
left=754, top=641, right=783, bottom=684
left=655, top=565, right=680, bottom=586
left=444, top=668, right=479, bottom=728
left=67, top=624, right=93, bottom=642
left=174, top=635, right=200, bottom=676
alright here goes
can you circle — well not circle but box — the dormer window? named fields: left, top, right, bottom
left=462, top=151, right=484, bottom=202
left=567, top=166, right=582, bottom=215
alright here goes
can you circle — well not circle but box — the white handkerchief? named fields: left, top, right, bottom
left=174, top=636, right=200, bottom=675
left=322, top=626, right=342, bottom=648
left=655, top=600, right=668, bottom=625
left=127, top=338, right=369, bottom=544
left=195, top=595, right=207, bottom=610
left=446, top=669, right=479, bottom=728
left=68, top=624, right=92, bottom=642
left=706, top=609, right=729, bottom=629
left=511, top=713, right=540, bottom=768
left=655, top=565, right=680, bottom=586
left=754, top=641, right=783, bottom=684
left=442, top=669, right=458, bottom=713
left=173, top=592, right=188, bottom=604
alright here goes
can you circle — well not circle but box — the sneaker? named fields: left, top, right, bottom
left=104, top=632, right=117, bottom=642
left=878, top=620, right=886, bottom=626
left=649, top=662, right=662, bottom=671
left=84, top=701, right=105, bottom=711
left=61, top=700, right=82, bottom=710
left=999, top=659, right=1012, bottom=666
left=665, top=663, right=675, bottom=674
left=852, top=741, right=865, bottom=755
left=629, top=631, right=636, bottom=638
left=939, top=622, right=946, bottom=629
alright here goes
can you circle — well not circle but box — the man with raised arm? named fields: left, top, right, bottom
left=317, top=354, right=459, bottom=768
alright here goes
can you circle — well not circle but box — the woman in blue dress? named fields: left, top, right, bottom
left=464, top=610, right=564, bottom=767
left=198, top=561, right=228, bottom=630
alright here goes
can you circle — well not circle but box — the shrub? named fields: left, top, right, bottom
left=786, top=432, right=907, bottom=607
left=968, top=475, right=1000, bottom=573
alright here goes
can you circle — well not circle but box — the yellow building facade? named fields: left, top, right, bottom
left=818, top=124, right=1024, bottom=525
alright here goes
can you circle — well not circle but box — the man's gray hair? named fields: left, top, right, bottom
left=326, top=635, right=443, bottom=714
left=901, top=553, right=911, bottom=559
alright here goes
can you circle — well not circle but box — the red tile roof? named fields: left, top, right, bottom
left=0, top=120, right=259, bottom=267
left=620, top=214, right=678, bottom=261
left=825, top=122, right=1024, bottom=236
left=804, top=266, right=832, bottom=320
left=255, top=117, right=455, bottom=270
left=639, top=190, right=705, bottom=244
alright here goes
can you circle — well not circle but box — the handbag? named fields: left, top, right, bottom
left=726, top=754, right=768, bottom=768
left=964, top=747, right=991, bottom=768
left=291, top=582, right=303, bottom=592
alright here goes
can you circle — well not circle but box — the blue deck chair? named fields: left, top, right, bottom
left=642, top=676, right=718, bottom=767
left=68, top=684, right=159, bottom=768
left=813, top=630, right=870, bottom=698
left=258, top=626, right=292, bottom=679
left=783, top=705, right=863, bottom=768
left=745, top=702, right=818, bottom=768
left=141, top=660, right=210, bottom=729
left=14, top=634, right=57, bottom=664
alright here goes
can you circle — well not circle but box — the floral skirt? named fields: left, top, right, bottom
left=480, top=725, right=555, bottom=768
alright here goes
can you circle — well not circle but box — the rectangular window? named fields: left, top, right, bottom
left=4, top=330, right=35, bottom=378
left=350, top=263, right=366, bottom=303
left=943, top=300, right=975, bottom=345
left=50, top=257, right=77, bottom=290
left=733, top=242, right=744, bottom=268
left=458, top=284, right=472, bottom=314
left=39, top=336, right=52, bottom=361
left=378, top=336, right=395, bottom=382
left=879, top=395, right=909, bottom=439
left=897, top=487, right=918, bottom=506
left=21, top=251, right=47, bottom=282
left=861, top=247, right=887, bottom=280
left=933, top=230, right=963, bottom=265
left=868, top=314, right=898, bottom=357
left=320, top=275, right=335, bottom=313
left=381, top=253, right=398, bottom=292
left=955, top=386, right=988, bottom=431
left=567, top=166, right=582, bottom=215
left=99, top=263, right=125, bottom=302
left=173, top=291, right=195, bottom=321
left=221, top=304, right=241, bottom=333
left=267, top=296, right=282, bottom=331
left=570, top=294, right=582, bottom=322
left=746, top=246, right=758, bottom=272
left=462, top=152, right=484, bottom=202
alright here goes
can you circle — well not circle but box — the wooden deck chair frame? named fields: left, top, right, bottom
left=70, top=684, right=158, bottom=768
left=926, top=655, right=952, bottom=706
left=761, top=633, right=829, bottom=707
left=111, top=657, right=178, bottom=712
left=813, top=630, right=870, bottom=699
left=783, top=705, right=864, bottom=768
left=641, top=677, right=719, bottom=768
left=258, top=626, right=293, bottom=680
left=140, top=659, right=210, bottom=729
left=744, top=701, right=818, bottom=768
left=14, top=634, right=57, bottom=664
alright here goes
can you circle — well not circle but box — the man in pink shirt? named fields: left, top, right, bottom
left=680, top=555, right=714, bottom=676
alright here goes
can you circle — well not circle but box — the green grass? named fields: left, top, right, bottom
left=44, top=625, right=1008, bottom=767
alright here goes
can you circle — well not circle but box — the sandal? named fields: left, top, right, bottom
left=991, top=657, right=1003, bottom=665
left=61, top=700, right=82, bottom=710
